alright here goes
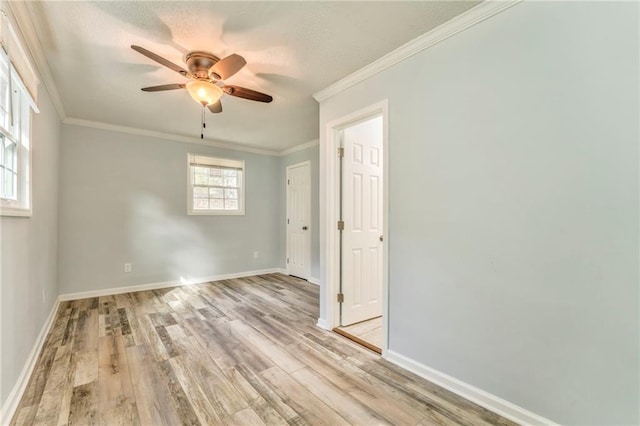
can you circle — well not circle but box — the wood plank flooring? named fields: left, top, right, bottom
left=11, top=274, right=517, bottom=426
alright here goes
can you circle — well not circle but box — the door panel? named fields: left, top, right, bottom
left=341, top=116, right=383, bottom=326
left=287, top=162, right=311, bottom=279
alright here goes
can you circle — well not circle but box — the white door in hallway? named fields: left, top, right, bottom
left=341, top=115, right=383, bottom=326
left=286, top=161, right=311, bottom=280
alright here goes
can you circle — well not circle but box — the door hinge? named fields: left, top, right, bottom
left=337, top=293, right=344, bottom=303
left=287, top=179, right=290, bottom=185
left=287, top=258, right=290, bottom=264
left=337, top=220, right=344, bottom=231
left=287, top=218, right=290, bottom=224
left=337, top=147, right=344, bottom=158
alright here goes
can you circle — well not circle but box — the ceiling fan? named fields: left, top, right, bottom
left=131, top=45, right=273, bottom=116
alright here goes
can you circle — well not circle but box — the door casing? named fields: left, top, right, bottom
left=320, top=99, right=389, bottom=356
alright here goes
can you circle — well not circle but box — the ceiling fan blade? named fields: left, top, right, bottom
left=131, top=45, right=189, bottom=76
left=210, top=54, right=246, bottom=80
left=141, top=84, right=186, bottom=92
left=207, top=100, right=222, bottom=113
left=223, top=85, right=273, bottom=103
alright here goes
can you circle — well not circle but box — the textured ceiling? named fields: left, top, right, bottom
left=27, top=1, right=479, bottom=152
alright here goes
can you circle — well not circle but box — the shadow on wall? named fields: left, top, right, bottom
left=129, top=193, right=220, bottom=283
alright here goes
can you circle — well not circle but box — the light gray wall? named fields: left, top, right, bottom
left=280, top=145, right=320, bottom=281
left=1, top=87, right=61, bottom=405
left=58, top=125, right=283, bottom=294
left=318, top=2, right=639, bottom=425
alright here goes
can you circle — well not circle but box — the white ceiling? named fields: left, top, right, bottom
left=27, top=1, right=479, bottom=152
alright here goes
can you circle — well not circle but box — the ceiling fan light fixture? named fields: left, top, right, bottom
left=186, top=80, right=223, bottom=106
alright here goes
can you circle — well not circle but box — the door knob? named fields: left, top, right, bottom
left=302, top=226, right=308, bottom=230
left=379, top=235, right=383, bottom=242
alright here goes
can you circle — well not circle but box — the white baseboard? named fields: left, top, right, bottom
left=1, top=297, right=61, bottom=425
left=279, top=270, right=318, bottom=285
left=316, top=317, right=331, bottom=330
left=385, top=350, right=558, bottom=426
left=59, top=268, right=286, bottom=301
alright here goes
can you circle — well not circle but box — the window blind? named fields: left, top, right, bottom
left=188, top=154, right=243, bottom=170
left=0, top=6, right=39, bottom=104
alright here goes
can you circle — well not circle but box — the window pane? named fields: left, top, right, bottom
left=3, top=138, right=16, bottom=172
left=224, top=188, right=238, bottom=199
left=193, top=186, right=208, bottom=198
left=10, top=82, right=20, bottom=133
left=209, top=168, right=222, bottom=176
left=0, top=69, right=8, bottom=129
left=3, top=169, right=16, bottom=200
left=225, top=199, right=238, bottom=210
left=0, top=133, right=18, bottom=201
left=209, top=175, right=224, bottom=186
left=193, top=198, right=209, bottom=210
left=210, top=188, right=224, bottom=198
left=223, top=169, right=237, bottom=178
left=194, top=169, right=209, bottom=185
left=210, top=199, right=224, bottom=210
left=224, top=176, right=237, bottom=187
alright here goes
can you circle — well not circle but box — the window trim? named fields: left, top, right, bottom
left=187, top=153, right=245, bottom=216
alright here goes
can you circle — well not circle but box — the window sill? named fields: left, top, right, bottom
left=188, top=210, right=245, bottom=216
left=0, top=205, right=32, bottom=217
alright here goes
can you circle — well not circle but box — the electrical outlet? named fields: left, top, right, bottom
left=253, top=251, right=259, bottom=259
left=124, top=263, right=132, bottom=273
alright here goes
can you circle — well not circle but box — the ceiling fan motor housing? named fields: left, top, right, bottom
left=184, top=51, right=221, bottom=80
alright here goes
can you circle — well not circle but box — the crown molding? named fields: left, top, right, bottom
left=7, top=1, right=66, bottom=120
left=313, top=0, right=522, bottom=102
left=279, top=138, right=319, bottom=156
left=63, top=116, right=319, bottom=157
left=62, top=117, right=285, bottom=156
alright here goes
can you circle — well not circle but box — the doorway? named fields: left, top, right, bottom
left=286, top=161, right=311, bottom=280
left=327, top=106, right=387, bottom=354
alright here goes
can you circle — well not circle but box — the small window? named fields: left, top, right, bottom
left=0, top=47, right=34, bottom=217
left=188, top=154, right=245, bottom=215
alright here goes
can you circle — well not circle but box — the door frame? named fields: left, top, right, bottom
left=286, top=160, right=312, bottom=280
left=320, top=99, right=389, bottom=356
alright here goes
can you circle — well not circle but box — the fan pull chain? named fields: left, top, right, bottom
left=201, top=105, right=205, bottom=139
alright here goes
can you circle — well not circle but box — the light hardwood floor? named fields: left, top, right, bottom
left=11, top=274, right=516, bottom=426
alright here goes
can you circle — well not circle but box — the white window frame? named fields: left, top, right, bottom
left=187, top=153, right=245, bottom=216
left=0, top=48, right=35, bottom=217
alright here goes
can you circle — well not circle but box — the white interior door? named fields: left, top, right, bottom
left=341, top=116, right=383, bottom=326
left=286, top=162, right=311, bottom=280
